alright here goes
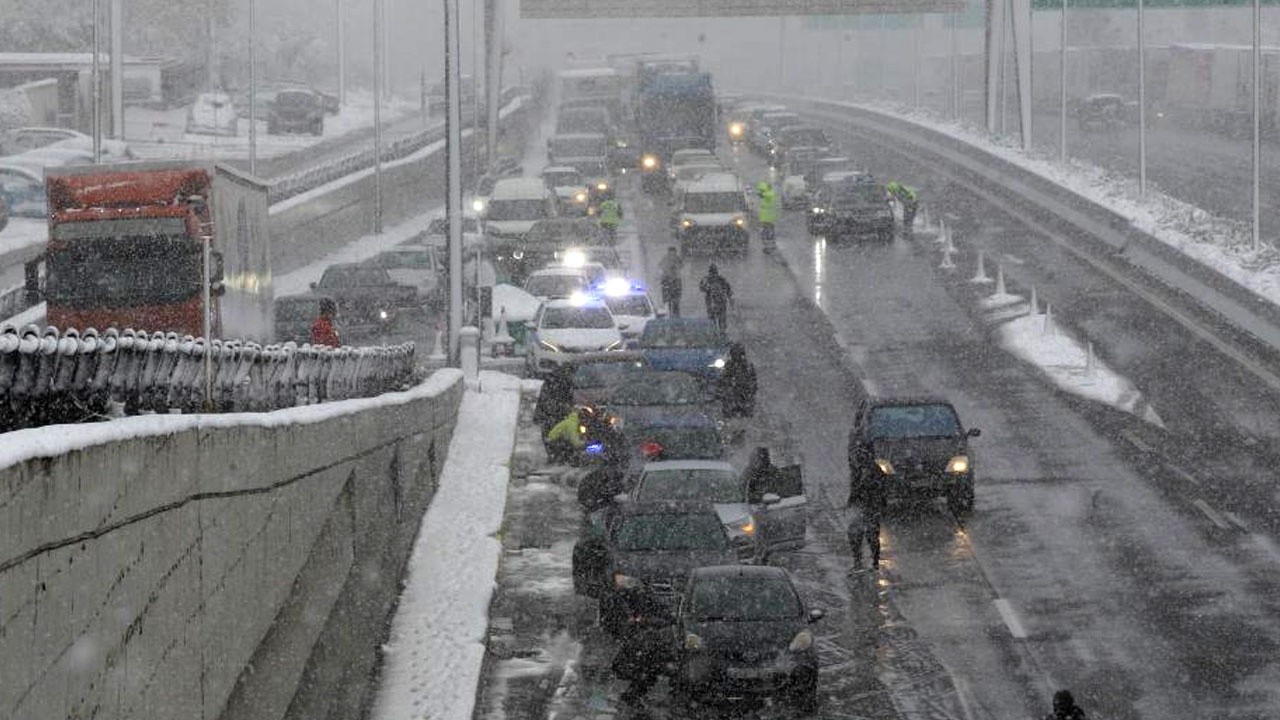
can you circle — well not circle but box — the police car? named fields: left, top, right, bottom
left=590, top=277, right=660, bottom=339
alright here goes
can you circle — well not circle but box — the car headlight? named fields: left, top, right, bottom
left=811, top=206, right=825, bottom=214
left=615, top=139, right=628, bottom=148
left=539, top=339, right=562, bottom=353
left=733, top=217, right=746, bottom=228
left=596, top=181, right=609, bottom=191
left=728, top=122, right=744, bottom=137
left=947, top=455, right=970, bottom=474
left=614, top=573, right=640, bottom=589
left=709, top=357, right=725, bottom=369
left=642, top=155, right=659, bottom=170
left=728, top=515, right=756, bottom=536
left=789, top=629, right=814, bottom=652
left=875, top=458, right=895, bottom=475
left=511, top=250, right=524, bottom=260
left=684, top=633, right=704, bottom=651
left=378, top=309, right=390, bottom=320
left=680, top=218, right=694, bottom=229
left=574, top=191, right=588, bottom=203
left=471, top=198, right=485, bottom=213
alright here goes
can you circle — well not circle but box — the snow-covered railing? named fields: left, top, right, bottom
left=267, top=87, right=529, bottom=205
left=0, top=324, right=416, bottom=432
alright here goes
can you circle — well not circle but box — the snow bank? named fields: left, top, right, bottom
left=371, top=370, right=523, bottom=720
left=0, top=368, right=462, bottom=471
left=491, top=283, right=541, bottom=322
left=997, top=312, right=1163, bottom=427
left=816, top=97, right=1280, bottom=308
left=0, top=218, right=47, bottom=258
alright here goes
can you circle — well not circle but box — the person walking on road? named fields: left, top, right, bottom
left=658, top=246, right=684, bottom=317
left=598, top=197, right=622, bottom=244
left=612, top=586, right=674, bottom=708
left=886, top=181, right=919, bottom=229
left=756, top=181, right=778, bottom=253
left=1044, top=690, right=1088, bottom=720
left=847, top=473, right=886, bottom=569
left=310, top=298, right=341, bottom=348
left=699, top=264, right=733, bottom=332
left=718, top=342, right=757, bottom=418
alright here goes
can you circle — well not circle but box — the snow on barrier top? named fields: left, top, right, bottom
left=0, top=323, right=416, bottom=434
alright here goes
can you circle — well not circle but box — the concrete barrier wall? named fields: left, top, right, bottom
left=0, top=369, right=465, bottom=720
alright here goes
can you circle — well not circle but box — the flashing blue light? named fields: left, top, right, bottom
left=585, top=442, right=605, bottom=455
left=592, top=277, right=647, bottom=297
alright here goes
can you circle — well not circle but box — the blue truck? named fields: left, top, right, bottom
left=634, top=69, right=717, bottom=193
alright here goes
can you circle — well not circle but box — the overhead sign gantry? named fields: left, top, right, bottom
left=520, top=0, right=964, bottom=18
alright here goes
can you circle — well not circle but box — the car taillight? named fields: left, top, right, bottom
left=639, top=440, right=663, bottom=460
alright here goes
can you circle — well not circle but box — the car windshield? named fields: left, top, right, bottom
left=683, top=192, right=744, bottom=214
left=781, top=128, right=828, bottom=147
left=487, top=198, right=549, bottom=221
left=636, top=468, right=741, bottom=503
left=689, top=575, right=802, bottom=622
left=612, top=512, right=729, bottom=552
left=319, top=266, right=390, bottom=287
left=633, top=426, right=723, bottom=459
left=551, top=137, right=607, bottom=157
left=609, top=373, right=702, bottom=405
left=603, top=295, right=652, bottom=317
left=831, top=182, right=886, bottom=207
left=640, top=322, right=725, bottom=348
left=556, top=112, right=608, bottom=134
left=543, top=171, right=582, bottom=187
left=869, top=404, right=962, bottom=439
left=675, top=165, right=718, bottom=181
left=572, top=361, right=645, bottom=389
left=526, top=274, right=586, bottom=298
left=540, top=305, right=614, bottom=329
left=371, top=250, right=432, bottom=269
left=275, top=91, right=316, bottom=107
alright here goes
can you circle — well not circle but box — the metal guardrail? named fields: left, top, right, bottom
left=0, top=324, right=416, bottom=432
left=267, top=87, right=527, bottom=205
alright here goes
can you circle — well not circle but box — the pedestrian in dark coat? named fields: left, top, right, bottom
left=847, top=473, right=886, bottom=569
left=612, top=587, right=674, bottom=707
left=717, top=342, right=756, bottom=418
left=534, top=363, right=574, bottom=435
left=699, top=264, right=733, bottom=331
left=1045, top=690, right=1088, bottom=720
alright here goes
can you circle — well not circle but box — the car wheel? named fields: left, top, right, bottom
left=788, top=672, right=819, bottom=714
left=948, top=485, right=975, bottom=516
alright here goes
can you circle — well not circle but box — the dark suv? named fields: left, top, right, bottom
left=807, top=174, right=894, bottom=241
left=847, top=396, right=980, bottom=514
left=269, top=88, right=324, bottom=136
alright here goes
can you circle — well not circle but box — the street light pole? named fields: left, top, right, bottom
left=950, top=11, right=958, bottom=119
left=445, top=0, right=464, bottom=365
left=373, top=0, right=384, bottom=234
left=1060, top=0, right=1067, bottom=163
left=1138, top=0, right=1147, bottom=196
left=1252, top=0, right=1261, bottom=249
left=249, top=0, right=257, bottom=175
left=92, top=0, right=101, bottom=163
left=337, top=0, right=346, bottom=105
left=109, top=0, right=123, bottom=139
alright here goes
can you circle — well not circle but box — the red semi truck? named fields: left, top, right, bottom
left=28, top=161, right=273, bottom=341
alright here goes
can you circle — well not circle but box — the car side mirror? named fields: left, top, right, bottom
left=762, top=492, right=781, bottom=506
left=967, top=428, right=982, bottom=438
left=808, top=608, right=825, bottom=623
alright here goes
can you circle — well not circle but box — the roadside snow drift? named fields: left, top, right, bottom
left=371, top=371, right=523, bottom=720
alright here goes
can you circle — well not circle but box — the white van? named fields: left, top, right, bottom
left=483, top=177, right=558, bottom=239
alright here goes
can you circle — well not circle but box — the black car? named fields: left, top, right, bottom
left=807, top=174, right=894, bottom=241
left=577, top=411, right=725, bottom=510
left=269, top=88, right=324, bottom=136
left=310, top=262, right=415, bottom=331
left=673, top=565, right=823, bottom=709
left=767, top=125, right=833, bottom=167
left=572, top=502, right=740, bottom=635
left=490, top=217, right=600, bottom=285
left=847, top=396, right=981, bottom=514
left=602, top=369, right=717, bottom=436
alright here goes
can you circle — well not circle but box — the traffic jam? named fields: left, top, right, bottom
left=462, top=57, right=1014, bottom=719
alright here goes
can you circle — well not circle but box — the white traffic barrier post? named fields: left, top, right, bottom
left=971, top=249, right=992, bottom=283
left=1029, top=285, right=1039, bottom=315
left=940, top=243, right=957, bottom=270
left=460, top=326, right=480, bottom=382
left=492, top=306, right=515, bottom=357
left=1043, top=302, right=1054, bottom=336
left=995, top=264, right=1007, bottom=296
left=1086, top=340, right=1096, bottom=376
left=429, top=322, right=446, bottom=360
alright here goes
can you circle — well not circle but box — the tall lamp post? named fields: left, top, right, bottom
left=373, top=0, right=384, bottom=234
left=248, top=0, right=257, bottom=175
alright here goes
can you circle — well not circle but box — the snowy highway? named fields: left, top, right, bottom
left=470, top=111, right=1280, bottom=720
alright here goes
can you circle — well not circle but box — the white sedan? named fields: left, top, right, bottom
left=526, top=296, right=624, bottom=374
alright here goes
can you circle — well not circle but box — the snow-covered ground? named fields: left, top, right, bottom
left=125, top=90, right=417, bottom=162
left=0, top=217, right=46, bottom=258
left=803, top=97, right=1280, bottom=309
left=370, top=371, right=528, bottom=720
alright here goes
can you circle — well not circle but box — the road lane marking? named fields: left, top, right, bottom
left=1192, top=499, right=1231, bottom=530
left=1119, top=428, right=1152, bottom=453
left=1167, top=465, right=1201, bottom=487
left=1224, top=511, right=1250, bottom=532
left=993, top=598, right=1028, bottom=639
